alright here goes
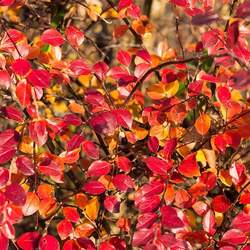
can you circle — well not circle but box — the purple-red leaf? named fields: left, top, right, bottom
left=87, top=160, right=111, bottom=177
left=41, top=29, right=64, bottom=46
left=83, top=180, right=106, bottom=195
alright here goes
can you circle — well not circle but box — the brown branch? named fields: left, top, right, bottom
left=123, top=53, right=229, bottom=106
left=105, top=0, right=143, bottom=45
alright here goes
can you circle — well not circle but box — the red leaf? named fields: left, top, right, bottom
left=136, top=212, right=158, bottom=229
left=1, top=221, right=15, bottom=239
left=41, top=29, right=64, bottom=46
left=191, top=11, right=219, bottom=26
left=69, top=59, right=91, bottom=76
left=11, top=59, right=31, bottom=76
left=117, top=50, right=131, bottom=67
left=87, top=160, right=111, bottom=177
left=161, top=205, right=184, bottom=229
left=29, top=120, right=48, bottom=146
left=147, top=136, right=159, bottom=153
left=217, top=86, right=231, bottom=104
left=0, top=233, right=9, bottom=250
left=83, top=180, right=106, bottom=195
left=104, top=196, right=120, bottom=213
left=63, top=114, right=82, bottom=126
left=82, top=140, right=100, bottom=160
left=0, top=129, right=19, bottom=148
left=57, top=219, right=73, bottom=240
left=66, top=134, right=85, bottom=151
left=0, top=0, right=15, bottom=6
left=113, top=174, right=134, bottom=191
left=240, top=193, right=250, bottom=204
left=63, top=207, right=80, bottom=223
left=136, top=195, right=161, bottom=213
left=27, top=69, right=51, bottom=88
left=0, top=70, right=11, bottom=89
left=2, top=106, right=23, bottom=121
left=116, top=156, right=132, bottom=172
left=170, top=0, right=189, bottom=7
left=16, top=80, right=31, bottom=106
left=17, top=232, right=41, bottom=250
left=203, top=209, right=216, bottom=235
left=236, top=1, right=250, bottom=18
left=90, top=111, right=118, bottom=135
left=136, top=49, right=151, bottom=63
left=162, top=138, right=177, bottom=159
left=0, top=168, right=9, bottom=188
left=112, top=109, right=132, bottom=129
left=211, top=195, right=231, bottom=213
left=118, top=0, right=132, bottom=11
left=63, top=239, right=80, bottom=250
left=231, top=213, right=250, bottom=233
left=221, top=229, right=247, bottom=245
left=92, top=61, right=109, bottom=81
left=65, top=25, right=84, bottom=48
left=178, top=153, right=200, bottom=178
left=145, top=156, right=171, bottom=177
left=229, top=70, right=250, bottom=90
left=5, top=182, right=26, bottom=206
left=38, top=235, right=60, bottom=250
left=132, top=228, right=154, bottom=247
left=0, top=147, right=16, bottom=164
left=16, top=156, right=35, bottom=176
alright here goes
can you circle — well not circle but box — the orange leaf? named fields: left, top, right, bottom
left=22, top=192, right=40, bottom=216
left=195, top=113, right=211, bottom=135
left=178, top=153, right=200, bottom=178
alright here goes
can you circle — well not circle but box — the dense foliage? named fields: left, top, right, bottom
left=1, top=0, right=250, bottom=249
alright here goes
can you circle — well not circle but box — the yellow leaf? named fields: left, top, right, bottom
left=150, top=124, right=169, bottom=141
left=164, top=80, right=179, bottom=98
left=196, top=150, right=206, bottom=166
left=215, top=212, right=224, bottom=226
left=219, top=169, right=232, bottom=187
left=147, top=82, right=165, bottom=100
left=195, top=113, right=211, bottom=135
left=85, top=197, right=99, bottom=221
left=19, top=136, right=33, bottom=154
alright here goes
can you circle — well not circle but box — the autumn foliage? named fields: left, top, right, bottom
left=1, top=0, right=250, bottom=249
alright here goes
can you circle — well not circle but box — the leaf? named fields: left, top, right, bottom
left=236, top=1, right=250, bottom=18
left=0, top=168, right=9, bottom=188
left=118, top=0, right=132, bottom=11
left=1, top=221, right=15, bottom=239
left=132, top=228, right=154, bottom=247
left=41, top=29, right=64, bottom=46
left=17, top=232, right=41, bottom=250
left=113, top=24, right=128, bottom=38
left=195, top=113, right=211, bottom=135
left=57, top=219, right=73, bottom=240
left=0, top=147, right=16, bottom=164
left=27, top=69, right=51, bottom=88
left=221, top=229, right=247, bottom=245
left=65, top=25, right=84, bottom=48
left=82, top=140, right=100, bottom=159
left=203, top=209, right=216, bottom=235
left=0, top=0, right=15, bottom=6
left=191, top=11, right=219, bottom=26
left=147, top=136, right=159, bottom=153
left=83, top=180, right=106, bottom=195
left=11, top=59, right=31, bottom=76
left=87, top=160, right=111, bottom=177
left=136, top=213, right=158, bottom=229
left=178, top=153, right=200, bottom=178
left=117, top=50, right=131, bottom=67
left=28, top=120, right=48, bottom=146
left=38, top=235, right=60, bottom=250
left=112, top=109, right=133, bottom=129
left=69, top=59, right=91, bottom=76
left=16, top=156, right=35, bottom=176
left=16, top=80, right=31, bottom=106
left=113, top=174, right=134, bottom=191
left=116, top=156, right=132, bottom=172
left=231, top=213, right=250, bottom=232
left=66, top=134, right=84, bottom=151
left=75, top=223, right=95, bottom=238
left=145, top=157, right=172, bottom=177
left=136, top=195, right=161, bottom=213
left=63, top=207, right=80, bottom=223
left=211, top=195, right=231, bottom=213
left=92, top=61, right=109, bottom=81
left=161, top=205, right=184, bottom=228
left=2, top=106, right=23, bottom=121
left=5, top=182, right=26, bottom=206
left=90, top=111, right=118, bottom=135
left=229, top=70, right=250, bottom=90
left=104, top=195, right=120, bottom=213
left=22, top=192, right=40, bottom=216
left=0, top=233, right=9, bottom=250
left=85, top=197, right=100, bottom=220
left=0, top=70, right=11, bottom=89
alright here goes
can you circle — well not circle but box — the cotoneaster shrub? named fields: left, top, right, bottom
left=0, top=0, right=250, bottom=249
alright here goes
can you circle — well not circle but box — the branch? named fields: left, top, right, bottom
left=105, top=0, right=143, bottom=45
left=123, top=53, right=229, bottom=106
